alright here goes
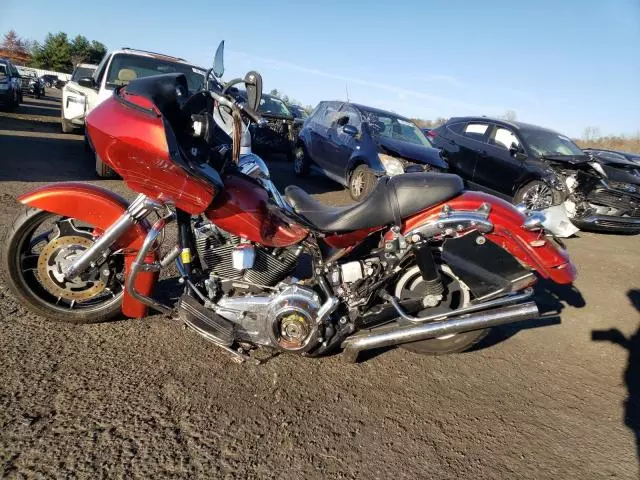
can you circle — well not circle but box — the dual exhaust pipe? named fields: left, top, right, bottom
left=342, top=301, right=539, bottom=362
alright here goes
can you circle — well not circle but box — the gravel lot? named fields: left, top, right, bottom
left=0, top=91, right=639, bottom=479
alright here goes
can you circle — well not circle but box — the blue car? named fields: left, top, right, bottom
left=294, top=101, right=448, bottom=200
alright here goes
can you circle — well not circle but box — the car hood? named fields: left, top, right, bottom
left=601, top=163, right=640, bottom=185
left=540, top=154, right=591, bottom=166
left=592, top=155, right=639, bottom=169
left=378, top=136, right=447, bottom=169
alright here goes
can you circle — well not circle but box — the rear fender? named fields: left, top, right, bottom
left=18, top=182, right=158, bottom=318
left=399, top=191, right=577, bottom=285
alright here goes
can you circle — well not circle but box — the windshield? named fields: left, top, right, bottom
left=289, top=105, right=308, bottom=119
left=72, top=66, right=96, bottom=82
left=521, top=130, right=584, bottom=157
left=362, top=109, right=432, bottom=147
left=258, top=95, right=292, bottom=116
left=0, top=65, right=6, bottom=76
left=105, top=54, right=206, bottom=92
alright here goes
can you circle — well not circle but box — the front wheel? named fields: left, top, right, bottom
left=395, top=265, right=489, bottom=355
left=514, top=180, right=560, bottom=211
left=293, top=144, right=310, bottom=177
left=1, top=208, right=125, bottom=324
left=349, top=165, right=377, bottom=201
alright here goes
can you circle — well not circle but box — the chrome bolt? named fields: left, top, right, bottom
left=476, top=236, right=486, bottom=245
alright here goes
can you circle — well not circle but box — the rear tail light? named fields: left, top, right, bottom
left=427, top=130, right=438, bottom=139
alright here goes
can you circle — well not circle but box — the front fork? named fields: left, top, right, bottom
left=63, top=194, right=179, bottom=316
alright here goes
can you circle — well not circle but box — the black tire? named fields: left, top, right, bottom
left=293, top=144, right=310, bottom=177
left=61, top=114, right=74, bottom=134
left=349, top=165, right=377, bottom=201
left=396, top=265, right=489, bottom=355
left=1, top=208, right=123, bottom=324
left=95, top=152, right=116, bottom=178
left=514, top=180, right=561, bottom=211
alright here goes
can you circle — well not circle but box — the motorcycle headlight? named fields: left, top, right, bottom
left=378, top=154, right=405, bottom=176
left=607, top=181, right=638, bottom=194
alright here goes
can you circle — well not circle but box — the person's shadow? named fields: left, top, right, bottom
left=592, top=290, right=640, bottom=462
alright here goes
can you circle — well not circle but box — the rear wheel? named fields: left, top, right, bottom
left=395, top=265, right=489, bottom=355
left=1, top=209, right=124, bottom=324
left=349, top=165, right=377, bottom=201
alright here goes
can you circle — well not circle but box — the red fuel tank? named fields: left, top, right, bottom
left=206, top=173, right=309, bottom=247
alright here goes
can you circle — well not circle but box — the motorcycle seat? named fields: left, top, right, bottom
left=284, top=172, right=464, bottom=233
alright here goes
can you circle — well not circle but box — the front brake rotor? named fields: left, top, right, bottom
left=37, top=235, right=106, bottom=301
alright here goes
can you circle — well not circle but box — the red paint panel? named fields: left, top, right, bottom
left=323, top=227, right=382, bottom=249
left=206, top=174, right=308, bottom=247
left=87, top=94, right=215, bottom=214
left=401, top=191, right=577, bottom=285
left=19, top=182, right=158, bottom=317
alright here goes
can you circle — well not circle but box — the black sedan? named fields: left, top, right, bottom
left=431, top=116, right=640, bottom=233
left=294, top=101, right=447, bottom=200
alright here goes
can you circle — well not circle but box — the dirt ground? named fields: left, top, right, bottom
left=0, top=91, right=639, bottom=479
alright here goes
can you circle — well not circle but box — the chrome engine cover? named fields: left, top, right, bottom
left=215, top=284, right=322, bottom=352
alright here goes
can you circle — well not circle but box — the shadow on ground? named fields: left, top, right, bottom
left=592, top=290, right=640, bottom=465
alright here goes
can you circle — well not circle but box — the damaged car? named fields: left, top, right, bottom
left=235, top=90, right=297, bottom=160
left=294, top=101, right=447, bottom=200
left=431, top=117, right=640, bottom=234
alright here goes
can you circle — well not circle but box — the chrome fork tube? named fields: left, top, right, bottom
left=125, top=213, right=175, bottom=315
left=63, top=194, right=159, bottom=279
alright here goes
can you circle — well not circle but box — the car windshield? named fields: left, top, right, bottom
left=0, top=65, right=6, bottom=77
left=362, top=109, right=432, bottom=147
left=259, top=96, right=292, bottom=116
left=289, top=106, right=308, bottom=119
left=521, top=130, right=584, bottom=157
left=72, top=66, right=96, bottom=82
left=105, top=54, right=206, bottom=92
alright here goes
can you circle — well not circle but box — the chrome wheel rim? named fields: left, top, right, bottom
left=521, top=183, right=553, bottom=210
left=351, top=171, right=365, bottom=197
left=294, top=148, right=304, bottom=173
left=16, top=215, right=124, bottom=313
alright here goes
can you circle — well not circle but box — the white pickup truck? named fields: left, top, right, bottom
left=71, top=48, right=207, bottom=177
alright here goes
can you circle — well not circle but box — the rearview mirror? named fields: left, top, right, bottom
left=509, top=142, right=523, bottom=158
left=243, top=71, right=263, bottom=112
left=213, top=41, right=225, bottom=78
left=78, top=77, right=94, bottom=88
left=342, top=124, right=358, bottom=136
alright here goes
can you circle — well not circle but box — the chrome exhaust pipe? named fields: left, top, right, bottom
left=342, top=302, right=539, bottom=363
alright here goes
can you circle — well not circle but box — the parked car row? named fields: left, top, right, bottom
left=285, top=103, right=640, bottom=234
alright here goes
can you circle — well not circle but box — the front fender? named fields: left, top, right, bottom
left=18, top=182, right=157, bottom=318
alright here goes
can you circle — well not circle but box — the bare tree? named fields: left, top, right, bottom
left=582, top=126, right=601, bottom=142
left=500, top=110, right=517, bottom=121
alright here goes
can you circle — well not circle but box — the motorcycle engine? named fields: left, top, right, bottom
left=193, top=219, right=302, bottom=293
left=215, top=285, right=323, bottom=353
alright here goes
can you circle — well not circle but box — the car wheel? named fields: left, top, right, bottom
left=514, top=180, right=559, bottom=211
left=95, top=152, right=116, bottom=179
left=293, top=144, right=310, bottom=177
left=349, top=165, right=377, bottom=201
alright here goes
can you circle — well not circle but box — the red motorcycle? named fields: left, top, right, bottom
left=2, top=43, right=576, bottom=363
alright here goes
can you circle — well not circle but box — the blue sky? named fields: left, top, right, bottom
left=2, top=0, right=639, bottom=136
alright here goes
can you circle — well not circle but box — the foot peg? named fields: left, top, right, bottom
left=178, top=295, right=259, bottom=364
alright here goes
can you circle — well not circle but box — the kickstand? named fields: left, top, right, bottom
left=218, top=344, right=261, bottom=365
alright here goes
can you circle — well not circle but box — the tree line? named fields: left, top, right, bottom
left=1, top=30, right=106, bottom=73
